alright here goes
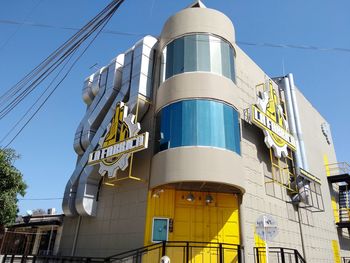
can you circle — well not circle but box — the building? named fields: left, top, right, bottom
left=59, top=1, right=350, bottom=262
left=1, top=212, right=63, bottom=257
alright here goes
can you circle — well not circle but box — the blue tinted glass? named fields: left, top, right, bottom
left=224, top=105, right=235, bottom=151
left=233, top=110, right=241, bottom=154
left=156, top=99, right=240, bottom=154
left=170, top=102, right=182, bottom=148
left=162, top=34, right=235, bottom=82
left=196, top=100, right=211, bottom=146
left=197, top=34, right=210, bottom=72
left=182, top=100, right=197, bottom=146
left=173, top=38, right=184, bottom=76
left=184, top=35, right=197, bottom=72
left=229, top=49, right=236, bottom=82
left=165, top=42, right=174, bottom=80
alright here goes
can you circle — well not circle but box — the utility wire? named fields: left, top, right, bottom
left=1, top=18, right=350, bottom=53
left=0, top=0, right=123, bottom=113
left=0, top=0, right=43, bottom=52
left=18, top=198, right=63, bottom=201
left=0, top=0, right=125, bottom=147
left=2, top=3, right=119, bottom=148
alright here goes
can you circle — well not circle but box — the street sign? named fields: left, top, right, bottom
left=256, top=214, right=278, bottom=242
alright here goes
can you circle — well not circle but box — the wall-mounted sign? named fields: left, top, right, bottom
left=251, top=80, right=296, bottom=158
left=256, top=214, right=278, bottom=242
left=88, top=102, right=149, bottom=178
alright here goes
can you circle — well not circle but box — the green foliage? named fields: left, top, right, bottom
left=0, top=149, right=27, bottom=226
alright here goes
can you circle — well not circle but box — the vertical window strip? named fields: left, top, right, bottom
left=160, top=47, right=167, bottom=83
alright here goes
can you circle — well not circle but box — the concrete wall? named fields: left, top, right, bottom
left=296, top=89, right=350, bottom=259
left=233, top=42, right=346, bottom=262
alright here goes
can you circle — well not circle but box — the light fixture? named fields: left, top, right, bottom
left=205, top=194, right=214, bottom=204
left=152, top=189, right=164, bottom=198
left=186, top=192, right=195, bottom=202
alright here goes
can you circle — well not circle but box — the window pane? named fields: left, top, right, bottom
left=161, top=34, right=236, bottom=83
left=220, top=42, right=231, bottom=79
left=165, top=42, right=174, bottom=80
left=184, top=35, right=197, bottom=72
left=156, top=99, right=241, bottom=154
left=224, top=104, right=235, bottom=151
left=170, top=102, right=182, bottom=148
left=229, top=48, right=236, bottom=82
left=172, top=38, right=184, bottom=75
left=209, top=35, right=222, bottom=76
left=197, top=100, right=211, bottom=146
left=197, top=34, right=210, bottom=72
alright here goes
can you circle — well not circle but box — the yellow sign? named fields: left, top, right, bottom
left=251, top=80, right=296, bottom=158
left=88, top=102, right=149, bottom=178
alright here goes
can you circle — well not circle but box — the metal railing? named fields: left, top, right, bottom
left=326, top=162, right=350, bottom=176
left=1, top=241, right=242, bottom=263
left=254, top=247, right=306, bottom=263
left=107, top=241, right=242, bottom=263
left=1, top=254, right=105, bottom=262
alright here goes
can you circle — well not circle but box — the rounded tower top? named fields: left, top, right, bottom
left=159, top=2, right=235, bottom=49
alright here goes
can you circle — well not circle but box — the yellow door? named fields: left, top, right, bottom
left=172, top=191, right=240, bottom=263
left=145, top=190, right=240, bottom=263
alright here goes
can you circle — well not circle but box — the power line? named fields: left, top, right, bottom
left=1, top=19, right=350, bottom=53
left=0, top=0, right=126, bottom=147
left=0, top=0, right=43, bottom=52
left=18, top=198, right=63, bottom=201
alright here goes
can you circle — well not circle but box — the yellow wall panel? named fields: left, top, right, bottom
left=332, top=240, right=341, bottom=263
left=254, top=232, right=266, bottom=263
left=144, top=190, right=240, bottom=262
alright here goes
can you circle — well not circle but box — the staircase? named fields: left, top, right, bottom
left=339, top=186, right=350, bottom=223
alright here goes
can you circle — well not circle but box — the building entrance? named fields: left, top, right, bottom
left=145, top=189, right=240, bottom=262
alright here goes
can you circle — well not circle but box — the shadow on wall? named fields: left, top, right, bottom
left=242, top=122, right=272, bottom=174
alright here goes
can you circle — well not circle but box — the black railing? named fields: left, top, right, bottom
left=343, top=257, right=350, bottom=263
left=1, top=254, right=105, bottom=262
left=107, top=241, right=242, bottom=263
left=254, top=247, right=306, bottom=263
left=1, top=241, right=242, bottom=263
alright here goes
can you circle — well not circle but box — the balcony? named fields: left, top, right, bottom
left=326, top=162, right=350, bottom=228
left=326, top=162, right=350, bottom=184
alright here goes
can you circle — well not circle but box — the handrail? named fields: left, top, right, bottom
left=254, top=246, right=306, bottom=263
left=326, top=162, right=350, bottom=176
left=2, top=241, right=242, bottom=263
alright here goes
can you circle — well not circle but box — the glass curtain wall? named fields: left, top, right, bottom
left=160, top=34, right=235, bottom=82
left=155, top=99, right=240, bottom=154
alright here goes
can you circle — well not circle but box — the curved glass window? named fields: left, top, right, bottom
left=155, top=99, right=240, bottom=154
left=160, top=34, right=235, bottom=83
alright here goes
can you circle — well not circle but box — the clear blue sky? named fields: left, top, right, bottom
left=0, top=0, right=349, bottom=215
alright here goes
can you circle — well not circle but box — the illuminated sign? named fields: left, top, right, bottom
left=251, top=80, right=296, bottom=158
left=88, top=102, right=149, bottom=178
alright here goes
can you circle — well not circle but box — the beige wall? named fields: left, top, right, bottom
left=233, top=43, right=347, bottom=262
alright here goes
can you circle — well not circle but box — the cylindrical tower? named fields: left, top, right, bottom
left=151, top=4, right=244, bottom=192
left=145, top=3, right=245, bottom=249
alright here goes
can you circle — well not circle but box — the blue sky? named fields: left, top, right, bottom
left=0, top=0, right=349, bottom=214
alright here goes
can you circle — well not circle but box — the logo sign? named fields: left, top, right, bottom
left=251, top=80, right=296, bottom=158
left=256, top=214, right=278, bottom=242
left=88, top=102, right=149, bottom=178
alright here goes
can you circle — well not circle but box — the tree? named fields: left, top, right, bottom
left=0, top=149, right=27, bottom=227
